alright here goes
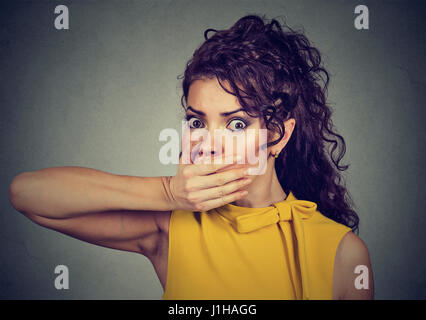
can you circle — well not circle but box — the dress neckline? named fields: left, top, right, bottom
left=212, top=189, right=317, bottom=299
left=215, top=191, right=298, bottom=218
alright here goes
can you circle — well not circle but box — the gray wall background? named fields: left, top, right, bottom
left=0, top=0, right=425, bottom=299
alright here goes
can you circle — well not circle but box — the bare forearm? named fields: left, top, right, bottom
left=9, top=166, right=173, bottom=219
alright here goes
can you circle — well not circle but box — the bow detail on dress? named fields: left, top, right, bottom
left=230, top=199, right=317, bottom=233
left=215, top=191, right=317, bottom=300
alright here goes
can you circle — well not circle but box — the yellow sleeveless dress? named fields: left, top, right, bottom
left=162, top=191, right=352, bottom=300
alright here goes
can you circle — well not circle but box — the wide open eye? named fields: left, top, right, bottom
left=186, top=116, right=205, bottom=129
left=227, top=118, right=248, bottom=131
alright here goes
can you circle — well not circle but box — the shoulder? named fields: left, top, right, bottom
left=306, top=210, right=353, bottom=243
left=336, top=232, right=370, bottom=263
left=335, top=232, right=371, bottom=276
left=333, top=232, right=374, bottom=299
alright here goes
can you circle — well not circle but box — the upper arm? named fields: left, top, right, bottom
left=23, top=209, right=170, bottom=258
left=333, top=231, right=374, bottom=300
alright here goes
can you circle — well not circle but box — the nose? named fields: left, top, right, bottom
left=193, top=127, right=224, bottom=162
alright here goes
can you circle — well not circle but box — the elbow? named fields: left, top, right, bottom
left=9, top=171, right=33, bottom=214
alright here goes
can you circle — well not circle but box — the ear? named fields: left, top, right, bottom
left=271, top=118, right=296, bottom=152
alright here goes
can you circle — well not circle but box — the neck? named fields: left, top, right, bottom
left=233, top=158, right=287, bottom=208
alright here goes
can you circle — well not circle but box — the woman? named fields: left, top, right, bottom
left=9, top=15, right=373, bottom=300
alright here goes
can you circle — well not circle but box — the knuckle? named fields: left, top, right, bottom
left=183, top=183, right=192, bottom=193
left=186, top=193, right=196, bottom=203
left=220, top=197, right=226, bottom=206
left=217, top=188, right=224, bottom=198
left=216, top=175, right=225, bottom=186
left=182, top=168, right=192, bottom=179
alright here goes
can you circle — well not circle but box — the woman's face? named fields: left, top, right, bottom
left=183, top=77, right=271, bottom=174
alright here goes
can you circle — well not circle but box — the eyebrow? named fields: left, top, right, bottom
left=187, top=106, right=245, bottom=117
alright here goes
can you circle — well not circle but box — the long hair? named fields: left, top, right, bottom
left=178, top=14, right=359, bottom=232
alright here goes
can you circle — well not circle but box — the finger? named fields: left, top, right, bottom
left=189, top=176, right=252, bottom=203
left=190, top=154, right=243, bottom=176
left=214, top=161, right=257, bottom=174
left=197, top=189, right=249, bottom=212
left=191, top=166, right=249, bottom=190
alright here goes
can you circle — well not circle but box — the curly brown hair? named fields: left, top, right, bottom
left=178, top=14, right=359, bottom=232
